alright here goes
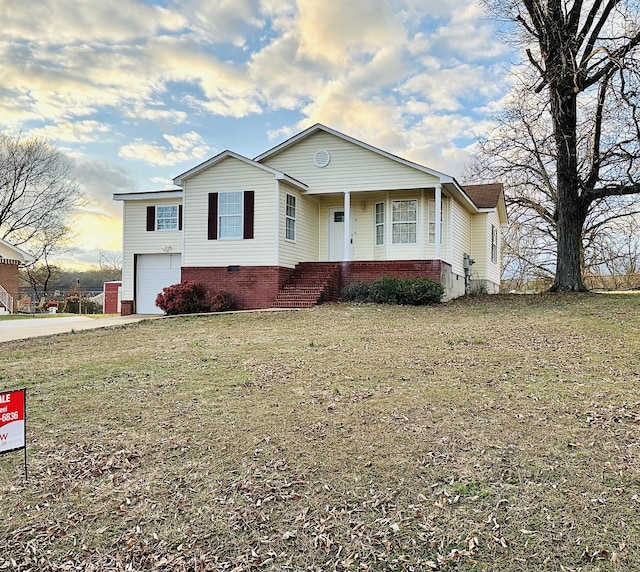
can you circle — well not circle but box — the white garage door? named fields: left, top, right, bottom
left=136, top=253, right=182, bottom=314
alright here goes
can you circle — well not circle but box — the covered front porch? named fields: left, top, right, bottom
left=310, top=186, right=447, bottom=264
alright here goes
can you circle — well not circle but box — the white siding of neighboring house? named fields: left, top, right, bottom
left=121, top=198, right=183, bottom=301
left=181, top=157, right=276, bottom=267
left=485, top=210, right=502, bottom=286
left=450, top=199, right=472, bottom=276
left=261, top=131, right=440, bottom=194
left=278, top=184, right=320, bottom=267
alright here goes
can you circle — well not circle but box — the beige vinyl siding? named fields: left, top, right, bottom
left=450, top=199, right=472, bottom=276
left=278, top=184, right=320, bottom=267
left=262, top=131, right=440, bottom=194
left=470, top=214, right=489, bottom=280
left=354, top=194, right=375, bottom=261
left=182, top=157, right=276, bottom=267
left=470, top=212, right=502, bottom=286
left=121, top=198, right=183, bottom=300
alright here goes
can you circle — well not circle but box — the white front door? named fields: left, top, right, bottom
left=329, top=208, right=354, bottom=261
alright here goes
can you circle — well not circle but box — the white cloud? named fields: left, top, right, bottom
left=170, top=0, right=263, bottom=45
left=28, top=120, right=112, bottom=143
left=119, top=131, right=210, bottom=166
left=0, top=0, right=185, bottom=44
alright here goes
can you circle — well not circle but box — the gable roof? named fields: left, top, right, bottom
left=463, top=184, right=503, bottom=208
left=463, top=183, right=507, bottom=223
left=0, top=237, right=35, bottom=264
left=172, top=150, right=308, bottom=191
left=255, top=123, right=456, bottom=183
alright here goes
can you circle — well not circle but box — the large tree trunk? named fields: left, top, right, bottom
left=549, top=77, right=588, bottom=291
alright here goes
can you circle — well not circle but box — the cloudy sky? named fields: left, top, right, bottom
left=1, top=0, right=516, bottom=268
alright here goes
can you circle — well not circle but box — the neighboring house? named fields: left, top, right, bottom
left=114, top=124, right=507, bottom=315
left=0, top=238, right=34, bottom=314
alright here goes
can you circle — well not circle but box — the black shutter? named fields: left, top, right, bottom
left=178, top=204, right=183, bottom=231
left=208, top=193, right=218, bottom=240
left=243, top=191, right=254, bottom=240
left=146, top=206, right=155, bottom=231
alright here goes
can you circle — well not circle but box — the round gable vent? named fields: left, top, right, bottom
left=313, top=150, right=331, bottom=168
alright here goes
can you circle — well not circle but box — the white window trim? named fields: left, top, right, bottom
left=285, top=193, right=297, bottom=242
left=156, top=204, right=179, bottom=231
left=491, top=225, right=498, bottom=263
left=375, top=201, right=385, bottom=246
left=218, top=191, right=244, bottom=240
left=391, top=199, right=418, bottom=245
left=427, top=199, right=443, bottom=245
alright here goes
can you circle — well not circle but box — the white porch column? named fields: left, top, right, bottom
left=274, top=179, right=280, bottom=265
left=343, top=191, right=351, bottom=261
left=434, top=183, right=442, bottom=260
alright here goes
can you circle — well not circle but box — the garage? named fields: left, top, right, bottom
left=136, top=253, right=182, bottom=314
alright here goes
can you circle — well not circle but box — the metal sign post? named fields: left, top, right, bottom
left=0, top=388, right=27, bottom=482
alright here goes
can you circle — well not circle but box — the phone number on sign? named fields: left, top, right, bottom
left=1, top=412, right=19, bottom=422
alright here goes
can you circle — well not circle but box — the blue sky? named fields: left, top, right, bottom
left=0, top=0, right=515, bottom=268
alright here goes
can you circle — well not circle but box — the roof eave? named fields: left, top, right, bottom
left=113, top=189, right=184, bottom=201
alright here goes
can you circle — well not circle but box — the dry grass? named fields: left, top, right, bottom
left=1, top=293, right=640, bottom=571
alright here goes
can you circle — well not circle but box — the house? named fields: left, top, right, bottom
left=0, top=238, right=34, bottom=314
left=114, top=124, right=507, bottom=315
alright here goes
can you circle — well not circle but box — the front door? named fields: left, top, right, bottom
left=329, top=208, right=354, bottom=261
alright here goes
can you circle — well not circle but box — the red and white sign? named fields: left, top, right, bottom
left=0, top=388, right=26, bottom=454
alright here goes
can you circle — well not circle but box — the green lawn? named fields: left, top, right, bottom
left=1, top=294, right=639, bottom=570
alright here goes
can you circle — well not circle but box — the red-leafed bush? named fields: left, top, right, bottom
left=155, top=281, right=239, bottom=315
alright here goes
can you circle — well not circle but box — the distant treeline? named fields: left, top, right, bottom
left=20, top=268, right=122, bottom=294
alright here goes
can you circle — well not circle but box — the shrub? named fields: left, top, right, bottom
left=208, top=290, right=239, bottom=312
left=155, top=281, right=240, bottom=315
left=341, top=281, right=375, bottom=303
left=403, top=277, right=445, bottom=305
left=341, top=276, right=444, bottom=306
left=371, top=276, right=406, bottom=304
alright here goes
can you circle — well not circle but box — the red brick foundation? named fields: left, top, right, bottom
left=341, top=260, right=443, bottom=286
left=178, top=261, right=446, bottom=310
left=0, top=260, right=19, bottom=311
left=182, top=266, right=294, bottom=310
left=121, top=300, right=134, bottom=316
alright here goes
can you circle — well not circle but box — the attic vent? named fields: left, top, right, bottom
left=313, top=150, right=331, bottom=168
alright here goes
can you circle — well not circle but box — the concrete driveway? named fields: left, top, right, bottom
left=0, top=315, right=155, bottom=343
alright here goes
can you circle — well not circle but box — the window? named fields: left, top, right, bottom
left=392, top=199, right=417, bottom=244
left=375, top=202, right=384, bottom=246
left=146, top=205, right=182, bottom=232
left=428, top=200, right=435, bottom=244
left=208, top=191, right=254, bottom=240
left=285, top=194, right=296, bottom=241
left=218, top=191, right=243, bottom=239
left=427, top=199, right=443, bottom=244
left=156, top=205, right=178, bottom=230
left=491, top=225, right=498, bottom=263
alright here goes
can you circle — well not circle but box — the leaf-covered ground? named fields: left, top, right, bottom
left=1, top=294, right=639, bottom=571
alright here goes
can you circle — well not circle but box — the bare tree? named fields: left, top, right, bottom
left=477, top=0, right=640, bottom=291
left=0, top=132, right=84, bottom=260
left=95, top=249, right=122, bottom=282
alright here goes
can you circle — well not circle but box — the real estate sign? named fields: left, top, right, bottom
left=0, top=388, right=26, bottom=455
